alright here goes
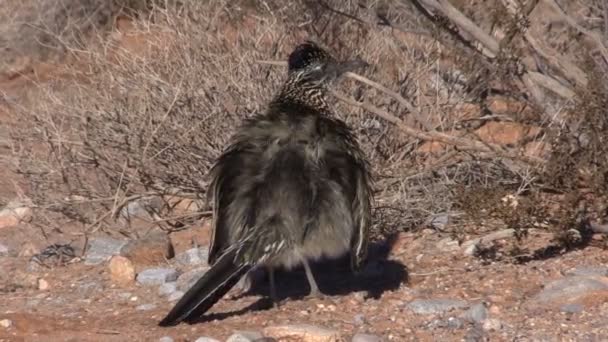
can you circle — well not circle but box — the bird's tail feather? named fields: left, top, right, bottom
left=158, top=247, right=250, bottom=326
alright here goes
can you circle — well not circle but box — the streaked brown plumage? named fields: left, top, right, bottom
left=159, top=41, right=372, bottom=326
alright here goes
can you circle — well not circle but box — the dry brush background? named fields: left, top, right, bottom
left=1, top=0, right=608, bottom=259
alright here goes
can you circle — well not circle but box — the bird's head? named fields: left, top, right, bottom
left=286, top=41, right=367, bottom=87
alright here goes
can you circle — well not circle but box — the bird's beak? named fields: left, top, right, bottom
left=329, top=58, right=369, bottom=78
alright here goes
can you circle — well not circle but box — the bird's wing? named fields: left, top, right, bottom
left=207, top=140, right=258, bottom=265
left=319, top=117, right=373, bottom=271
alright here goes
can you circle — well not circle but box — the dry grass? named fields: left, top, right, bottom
left=3, top=0, right=608, bottom=251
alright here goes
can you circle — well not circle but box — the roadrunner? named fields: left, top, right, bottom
left=159, top=41, right=372, bottom=326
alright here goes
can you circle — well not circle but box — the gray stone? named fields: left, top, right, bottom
left=158, top=282, right=177, bottom=296
left=533, top=276, right=608, bottom=303
left=353, top=314, right=366, bottom=326
left=84, top=237, right=128, bottom=265
left=462, top=303, right=488, bottom=324
left=430, top=213, right=450, bottom=230
left=175, top=247, right=209, bottom=267
left=352, top=333, right=384, bottom=342
left=176, top=267, right=209, bottom=291
left=136, top=268, right=179, bottom=286
left=0, top=243, right=9, bottom=256
left=136, top=303, right=157, bottom=311
left=566, top=266, right=608, bottom=278
left=194, top=338, right=221, bottom=342
left=406, top=299, right=469, bottom=314
left=158, top=337, right=174, bottom=342
left=560, top=303, right=584, bottom=313
left=226, top=330, right=264, bottom=342
left=168, top=290, right=184, bottom=302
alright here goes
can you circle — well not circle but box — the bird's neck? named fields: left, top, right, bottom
left=269, top=79, right=331, bottom=114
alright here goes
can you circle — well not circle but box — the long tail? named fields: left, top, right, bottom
left=158, top=248, right=251, bottom=326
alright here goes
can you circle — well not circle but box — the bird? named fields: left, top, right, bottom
left=158, top=41, right=373, bottom=327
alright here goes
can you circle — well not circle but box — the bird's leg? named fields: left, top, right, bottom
left=267, top=266, right=279, bottom=308
left=300, top=257, right=327, bottom=299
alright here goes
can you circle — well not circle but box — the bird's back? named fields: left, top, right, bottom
left=208, top=104, right=369, bottom=267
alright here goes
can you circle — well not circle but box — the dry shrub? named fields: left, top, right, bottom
left=5, top=0, right=608, bottom=249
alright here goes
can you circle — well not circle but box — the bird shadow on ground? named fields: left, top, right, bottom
left=189, top=233, right=408, bottom=323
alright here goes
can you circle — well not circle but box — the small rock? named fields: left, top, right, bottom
left=108, top=256, right=135, bottom=286
left=168, top=291, right=184, bottom=302
left=566, top=266, right=608, bottom=278
left=120, top=231, right=174, bottom=266
left=19, top=242, right=39, bottom=258
left=0, top=319, right=12, bottom=328
left=353, top=314, right=366, bottom=326
left=352, top=333, right=384, bottom=342
left=85, top=238, right=128, bottom=265
left=430, top=213, right=450, bottom=230
left=482, top=318, right=503, bottom=331
left=533, top=276, right=608, bottom=304
left=136, top=303, right=157, bottom=311
left=0, top=243, right=9, bottom=256
left=462, top=303, right=488, bottom=324
left=560, top=303, right=584, bottom=313
left=406, top=299, right=469, bottom=314
left=0, top=199, right=32, bottom=229
left=226, top=330, right=264, bottom=342
left=158, top=337, right=174, bottom=342
left=436, top=237, right=460, bottom=252
left=38, top=278, right=50, bottom=290
left=136, top=267, right=179, bottom=286
left=176, top=267, right=209, bottom=291
left=194, top=337, right=221, bottom=342
left=175, top=247, right=209, bottom=267
left=158, top=282, right=178, bottom=296
left=264, top=324, right=341, bottom=342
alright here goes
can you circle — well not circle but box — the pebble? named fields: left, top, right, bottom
left=406, top=299, right=469, bottom=314
left=264, top=324, right=341, bottom=342
left=176, top=267, right=209, bottom=291
left=533, top=276, right=608, bottom=303
left=108, top=256, right=135, bottom=286
left=168, top=290, right=184, bottom=302
left=482, top=318, right=503, bottom=331
left=136, top=303, right=157, bottom=311
left=38, top=278, right=50, bottom=290
left=352, top=333, right=384, bottom=342
left=120, top=231, right=174, bottom=266
left=0, top=243, right=9, bottom=256
left=175, top=247, right=209, bottom=267
left=158, top=337, right=174, bottom=342
left=158, top=282, right=178, bottom=296
left=194, top=337, right=221, bottom=342
left=136, top=268, right=179, bottom=286
left=353, top=314, right=366, bottom=326
left=0, top=319, right=12, bottom=328
left=226, top=330, right=264, bottom=342
left=462, top=303, right=488, bottom=324
left=0, top=199, right=32, bottom=229
left=84, top=238, right=128, bottom=265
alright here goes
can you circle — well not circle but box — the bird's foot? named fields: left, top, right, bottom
left=304, top=288, right=328, bottom=301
